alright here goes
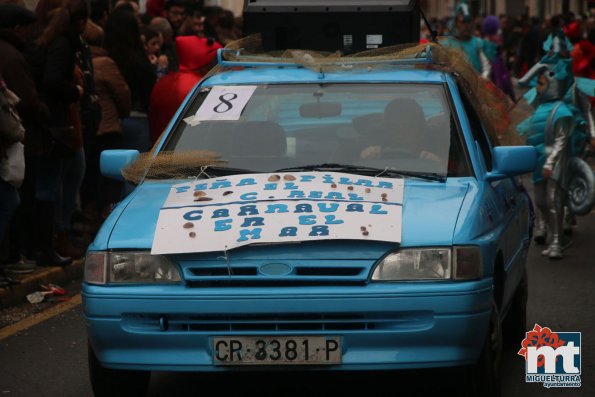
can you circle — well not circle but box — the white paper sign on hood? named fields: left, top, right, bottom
left=151, top=172, right=403, bottom=254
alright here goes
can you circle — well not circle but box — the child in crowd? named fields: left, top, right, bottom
left=142, top=26, right=168, bottom=79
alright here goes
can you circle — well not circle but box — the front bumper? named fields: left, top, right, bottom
left=83, top=279, right=493, bottom=371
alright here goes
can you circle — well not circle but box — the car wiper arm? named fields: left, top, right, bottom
left=276, top=164, right=445, bottom=181
left=275, top=163, right=399, bottom=176
left=390, top=170, right=446, bottom=182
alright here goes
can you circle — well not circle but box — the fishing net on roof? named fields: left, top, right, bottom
left=123, top=34, right=529, bottom=183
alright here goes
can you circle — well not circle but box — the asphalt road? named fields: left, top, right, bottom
left=0, top=215, right=594, bottom=397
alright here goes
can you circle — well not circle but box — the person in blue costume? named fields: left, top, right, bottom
left=517, top=57, right=590, bottom=259
left=520, top=20, right=595, bottom=237
left=442, top=0, right=491, bottom=80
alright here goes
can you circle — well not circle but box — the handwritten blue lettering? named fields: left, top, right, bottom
left=346, top=203, right=364, bottom=212
left=212, top=209, right=230, bottom=219
left=308, top=191, right=323, bottom=199
left=279, top=227, right=298, bottom=237
left=183, top=210, right=203, bottom=220
left=238, top=205, right=259, bottom=216
left=323, top=175, right=334, bottom=184
left=241, top=217, right=265, bottom=227
left=299, top=215, right=317, bottom=225
left=211, top=180, right=232, bottom=189
left=288, top=190, right=305, bottom=199
left=214, top=219, right=232, bottom=231
left=309, top=226, right=329, bottom=236
left=294, top=203, right=313, bottom=213
left=347, top=193, right=363, bottom=201
left=240, top=192, right=258, bottom=201
left=265, top=204, right=289, bottom=213
left=237, top=178, right=257, bottom=186
left=377, top=181, right=394, bottom=189
left=317, top=203, right=339, bottom=213
left=175, top=185, right=191, bottom=194
left=237, top=228, right=262, bottom=242
left=324, top=192, right=345, bottom=200
left=370, top=204, right=388, bottom=214
left=354, top=179, right=373, bottom=187
left=324, top=215, right=344, bottom=225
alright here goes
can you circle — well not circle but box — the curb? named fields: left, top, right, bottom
left=0, top=259, right=84, bottom=309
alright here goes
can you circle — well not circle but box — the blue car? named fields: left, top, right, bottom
left=84, top=48, right=536, bottom=397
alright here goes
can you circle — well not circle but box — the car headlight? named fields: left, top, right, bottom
left=371, top=246, right=483, bottom=281
left=84, top=251, right=181, bottom=285
left=371, top=248, right=451, bottom=281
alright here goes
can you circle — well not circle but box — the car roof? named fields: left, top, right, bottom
left=204, top=67, right=448, bottom=86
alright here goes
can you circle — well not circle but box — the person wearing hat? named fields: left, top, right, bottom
left=0, top=3, right=50, bottom=275
left=516, top=57, right=590, bottom=259
left=442, top=0, right=491, bottom=80
left=148, top=35, right=222, bottom=144
left=482, top=15, right=515, bottom=100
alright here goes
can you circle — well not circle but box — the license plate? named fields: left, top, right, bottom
left=212, top=336, right=342, bottom=365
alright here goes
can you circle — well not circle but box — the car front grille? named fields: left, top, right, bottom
left=180, top=260, right=372, bottom=287
left=121, top=312, right=433, bottom=333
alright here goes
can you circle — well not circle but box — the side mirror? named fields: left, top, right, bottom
left=100, top=150, right=139, bottom=181
left=485, top=146, right=536, bottom=181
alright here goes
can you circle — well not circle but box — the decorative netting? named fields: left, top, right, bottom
left=124, top=34, right=529, bottom=183
left=122, top=150, right=227, bottom=184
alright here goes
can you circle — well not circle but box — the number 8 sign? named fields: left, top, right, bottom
left=194, top=86, right=258, bottom=121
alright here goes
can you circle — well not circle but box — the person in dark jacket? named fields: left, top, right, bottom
left=0, top=3, right=50, bottom=274
left=105, top=8, right=156, bottom=153
left=31, top=0, right=90, bottom=266
left=82, top=21, right=131, bottom=230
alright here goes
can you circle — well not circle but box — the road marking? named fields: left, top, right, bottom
left=0, top=294, right=82, bottom=341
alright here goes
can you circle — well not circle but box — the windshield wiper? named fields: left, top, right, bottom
left=275, top=163, right=445, bottom=182
left=389, top=170, right=446, bottom=182
left=276, top=163, right=397, bottom=175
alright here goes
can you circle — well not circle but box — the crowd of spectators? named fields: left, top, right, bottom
left=0, top=0, right=240, bottom=282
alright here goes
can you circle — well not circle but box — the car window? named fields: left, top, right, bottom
left=458, top=85, right=493, bottom=171
left=164, top=83, right=472, bottom=177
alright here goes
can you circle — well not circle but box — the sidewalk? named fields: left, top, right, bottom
left=0, top=259, right=83, bottom=309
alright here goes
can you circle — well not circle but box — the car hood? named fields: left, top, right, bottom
left=107, top=180, right=469, bottom=259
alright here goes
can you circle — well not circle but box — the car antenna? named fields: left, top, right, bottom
left=417, top=2, right=438, bottom=43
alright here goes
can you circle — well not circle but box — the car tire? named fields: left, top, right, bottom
left=462, top=301, right=502, bottom=397
left=88, top=341, right=151, bottom=397
left=503, top=270, right=528, bottom=345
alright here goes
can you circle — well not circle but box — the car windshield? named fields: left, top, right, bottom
left=163, top=83, right=471, bottom=178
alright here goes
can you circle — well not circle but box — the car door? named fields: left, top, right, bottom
left=459, top=89, right=524, bottom=310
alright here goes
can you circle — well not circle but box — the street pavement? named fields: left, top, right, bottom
left=0, top=211, right=594, bottom=396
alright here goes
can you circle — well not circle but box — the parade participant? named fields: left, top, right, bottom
left=482, top=15, right=516, bottom=100
left=517, top=58, right=580, bottom=259
left=443, top=0, right=491, bottom=79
